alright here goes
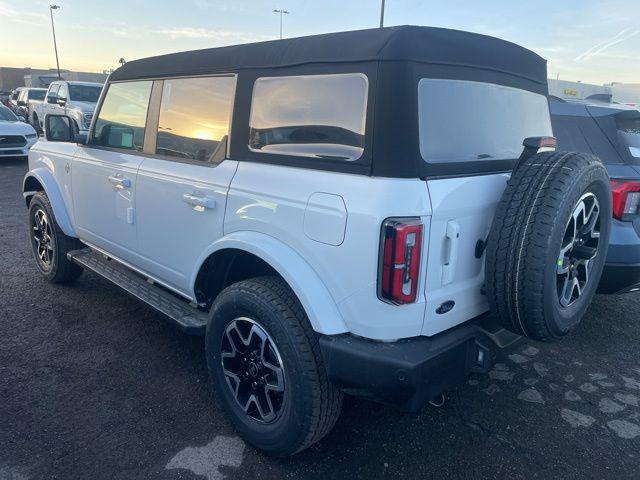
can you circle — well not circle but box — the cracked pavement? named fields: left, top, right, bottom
left=1, top=157, right=639, bottom=479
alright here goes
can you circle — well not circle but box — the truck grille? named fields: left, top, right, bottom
left=0, top=135, right=27, bottom=148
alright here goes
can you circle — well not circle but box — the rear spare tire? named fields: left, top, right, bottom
left=486, top=151, right=611, bottom=341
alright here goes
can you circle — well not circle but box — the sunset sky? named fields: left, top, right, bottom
left=1, top=0, right=638, bottom=85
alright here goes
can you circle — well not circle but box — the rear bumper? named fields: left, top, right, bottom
left=319, top=315, right=523, bottom=412
left=597, top=263, right=640, bottom=294
left=599, top=219, right=640, bottom=294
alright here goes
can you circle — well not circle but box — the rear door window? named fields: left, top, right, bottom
left=616, top=112, right=640, bottom=158
left=155, top=76, right=236, bottom=163
left=249, top=73, right=368, bottom=161
left=90, top=81, right=152, bottom=151
left=418, top=79, right=552, bottom=163
left=29, top=90, right=46, bottom=101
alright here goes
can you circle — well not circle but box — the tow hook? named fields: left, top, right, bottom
left=428, top=393, right=446, bottom=408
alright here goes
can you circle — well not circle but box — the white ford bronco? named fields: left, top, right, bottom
left=23, top=26, right=611, bottom=456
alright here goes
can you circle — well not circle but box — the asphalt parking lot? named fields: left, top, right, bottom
left=1, top=157, right=640, bottom=480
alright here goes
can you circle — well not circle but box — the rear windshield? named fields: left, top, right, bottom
left=29, top=90, right=46, bottom=101
left=616, top=112, right=640, bottom=159
left=418, top=79, right=552, bottom=163
left=69, top=85, right=102, bottom=103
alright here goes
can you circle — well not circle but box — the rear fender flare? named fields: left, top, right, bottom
left=192, top=231, right=348, bottom=335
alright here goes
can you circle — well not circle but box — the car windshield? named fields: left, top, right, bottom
left=0, top=107, right=18, bottom=122
left=418, top=79, right=553, bottom=163
left=616, top=112, right=640, bottom=158
left=69, top=85, right=102, bottom=102
left=29, top=90, right=46, bottom=101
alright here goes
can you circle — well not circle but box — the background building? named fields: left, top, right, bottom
left=609, top=83, right=640, bottom=105
left=24, top=70, right=108, bottom=87
left=0, top=67, right=50, bottom=91
left=548, top=79, right=610, bottom=101
left=548, top=79, right=640, bottom=105
left=0, top=66, right=108, bottom=91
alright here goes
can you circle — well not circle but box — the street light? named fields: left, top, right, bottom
left=273, top=9, right=289, bottom=40
left=379, top=0, right=385, bottom=28
left=49, top=5, right=61, bottom=79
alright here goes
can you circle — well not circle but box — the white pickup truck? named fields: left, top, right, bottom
left=31, top=80, right=103, bottom=135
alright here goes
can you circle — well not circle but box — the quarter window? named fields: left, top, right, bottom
left=91, top=81, right=152, bottom=151
left=249, top=73, right=368, bottom=161
left=616, top=112, right=640, bottom=158
left=156, top=76, right=235, bottom=162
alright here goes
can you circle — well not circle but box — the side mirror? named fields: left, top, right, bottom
left=57, top=97, right=67, bottom=106
left=46, top=94, right=58, bottom=104
left=17, top=100, right=26, bottom=107
left=44, top=114, right=77, bottom=142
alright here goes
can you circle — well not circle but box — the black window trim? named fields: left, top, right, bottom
left=229, top=63, right=376, bottom=176
left=87, top=74, right=237, bottom=167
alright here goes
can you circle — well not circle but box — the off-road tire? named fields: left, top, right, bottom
left=28, top=192, right=84, bottom=283
left=206, top=276, right=343, bottom=456
left=486, top=151, right=611, bottom=341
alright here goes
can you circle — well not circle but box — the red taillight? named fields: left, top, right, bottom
left=611, top=179, right=640, bottom=221
left=379, top=218, right=423, bottom=304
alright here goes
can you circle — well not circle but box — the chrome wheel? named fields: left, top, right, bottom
left=557, top=193, right=601, bottom=308
left=32, top=208, right=54, bottom=268
left=220, top=317, right=286, bottom=423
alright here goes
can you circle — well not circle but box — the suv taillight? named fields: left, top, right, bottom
left=379, top=218, right=423, bottom=304
left=611, top=180, right=640, bottom=221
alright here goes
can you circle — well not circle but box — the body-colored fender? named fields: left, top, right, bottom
left=23, top=168, right=77, bottom=237
left=191, top=231, right=349, bottom=335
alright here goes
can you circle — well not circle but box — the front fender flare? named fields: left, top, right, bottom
left=23, top=168, right=76, bottom=237
left=192, top=231, right=348, bottom=336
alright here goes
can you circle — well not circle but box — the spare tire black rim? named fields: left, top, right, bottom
left=557, top=192, right=601, bottom=308
left=220, top=317, right=286, bottom=423
left=32, top=208, right=53, bottom=268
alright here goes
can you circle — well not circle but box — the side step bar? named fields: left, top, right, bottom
left=68, top=249, right=207, bottom=335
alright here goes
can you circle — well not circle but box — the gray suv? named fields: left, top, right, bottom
left=550, top=96, right=640, bottom=294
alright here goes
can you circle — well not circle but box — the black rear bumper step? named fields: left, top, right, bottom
left=68, top=249, right=207, bottom=335
left=319, top=315, right=523, bottom=412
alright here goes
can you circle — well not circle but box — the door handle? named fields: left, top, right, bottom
left=108, top=174, right=131, bottom=189
left=442, top=220, right=461, bottom=286
left=183, top=192, right=216, bottom=209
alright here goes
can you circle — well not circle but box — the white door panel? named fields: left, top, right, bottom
left=72, top=146, right=143, bottom=263
left=134, top=158, right=239, bottom=294
left=422, top=174, right=508, bottom=336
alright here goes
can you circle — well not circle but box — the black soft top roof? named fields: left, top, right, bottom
left=108, top=25, right=549, bottom=178
left=110, top=25, right=546, bottom=86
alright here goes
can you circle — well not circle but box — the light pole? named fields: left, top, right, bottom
left=49, top=5, right=61, bottom=79
left=379, top=0, right=385, bottom=27
left=273, top=9, right=289, bottom=40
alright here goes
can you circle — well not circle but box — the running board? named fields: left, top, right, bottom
left=67, top=249, right=207, bottom=335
